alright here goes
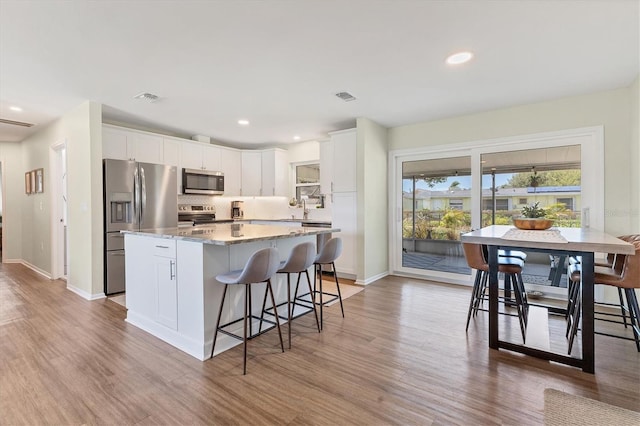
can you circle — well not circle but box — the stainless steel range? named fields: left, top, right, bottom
left=178, top=204, right=234, bottom=226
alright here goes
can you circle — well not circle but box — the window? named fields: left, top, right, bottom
left=294, top=163, right=320, bottom=203
left=483, top=199, right=509, bottom=210
left=557, top=197, right=574, bottom=211
left=450, top=199, right=463, bottom=210
left=519, top=198, right=528, bottom=205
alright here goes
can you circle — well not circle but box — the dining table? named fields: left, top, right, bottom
left=461, top=225, right=636, bottom=373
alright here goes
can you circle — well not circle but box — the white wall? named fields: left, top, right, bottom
left=356, top=118, right=389, bottom=283
left=0, top=142, right=23, bottom=261
left=630, top=76, right=639, bottom=229
left=6, top=101, right=103, bottom=298
left=389, top=83, right=639, bottom=236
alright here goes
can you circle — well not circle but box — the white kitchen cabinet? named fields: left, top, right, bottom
left=261, top=148, right=289, bottom=196
left=241, top=151, right=262, bottom=195
left=102, top=126, right=129, bottom=160
left=332, top=191, right=357, bottom=278
left=102, top=125, right=164, bottom=164
left=181, top=141, right=221, bottom=171
left=124, top=235, right=177, bottom=331
left=219, top=147, right=242, bottom=196
left=330, top=128, right=357, bottom=193
left=163, top=138, right=182, bottom=193
left=154, top=243, right=178, bottom=330
left=319, top=139, right=333, bottom=197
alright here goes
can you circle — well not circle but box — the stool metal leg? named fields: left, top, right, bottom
left=211, top=284, right=228, bottom=358
left=266, top=279, right=285, bottom=353
left=243, top=283, right=249, bottom=375
left=287, top=273, right=292, bottom=349
left=303, top=269, right=321, bottom=333
left=332, top=262, right=345, bottom=318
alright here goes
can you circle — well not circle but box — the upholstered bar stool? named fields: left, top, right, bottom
left=294, top=237, right=344, bottom=330
left=567, top=237, right=640, bottom=353
left=211, top=247, right=284, bottom=375
left=462, top=243, right=528, bottom=341
left=264, top=241, right=320, bottom=349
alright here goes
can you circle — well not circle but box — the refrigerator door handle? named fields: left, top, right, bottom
left=133, top=167, right=140, bottom=224
left=140, top=166, right=147, bottom=224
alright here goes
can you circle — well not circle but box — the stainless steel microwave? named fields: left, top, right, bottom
left=182, top=169, right=224, bottom=195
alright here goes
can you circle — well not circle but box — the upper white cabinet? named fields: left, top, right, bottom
left=319, top=139, right=333, bottom=196
left=262, top=148, right=289, bottom=197
left=163, top=138, right=181, bottom=193
left=241, top=151, right=262, bottom=196
left=102, top=126, right=164, bottom=164
left=241, top=149, right=289, bottom=196
left=219, top=147, right=242, bottom=196
left=181, top=142, right=221, bottom=171
left=103, top=124, right=289, bottom=198
left=330, top=129, right=357, bottom=193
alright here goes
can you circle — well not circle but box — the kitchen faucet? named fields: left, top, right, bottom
left=301, top=199, right=309, bottom=220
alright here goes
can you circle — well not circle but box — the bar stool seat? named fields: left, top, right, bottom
left=211, top=247, right=284, bottom=375
left=262, top=242, right=320, bottom=349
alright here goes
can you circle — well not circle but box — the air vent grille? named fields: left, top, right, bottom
left=133, top=92, right=160, bottom=102
left=0, top=118, right=34, bottom=127
left=335, top=91, right=356, bottom=102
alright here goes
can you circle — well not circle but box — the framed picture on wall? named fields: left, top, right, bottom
left=25, top=172, right=32, bottom=194
left=35, top=168, right=44, bottom=193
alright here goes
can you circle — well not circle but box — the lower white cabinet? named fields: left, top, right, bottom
left=125, top=235, right=177, bottom=330
left=332, top=191, right=357, bottom=277
left=154, top=250, right=178, bottom=330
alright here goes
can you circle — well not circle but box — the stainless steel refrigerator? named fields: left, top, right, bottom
left=103, top=159, right=177, bottom=295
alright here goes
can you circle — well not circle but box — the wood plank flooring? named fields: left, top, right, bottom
left=1, top=263, right=638, bottom=425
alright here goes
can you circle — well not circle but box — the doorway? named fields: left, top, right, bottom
left=50, top=141, right=68, bottom=280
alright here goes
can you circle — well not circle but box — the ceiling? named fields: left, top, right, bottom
left=1, top=1, right=638, bottom=147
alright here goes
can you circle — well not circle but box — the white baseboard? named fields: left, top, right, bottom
left=67, top=284, right=105, bottom=301
left=355, top=270, right=389, bottom=286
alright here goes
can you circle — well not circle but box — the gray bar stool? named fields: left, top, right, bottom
left=263, top=241, right=320, bottom=349
left=211, top=247, right=284, bottom=375
left=311, top=237, right=344, bottom=330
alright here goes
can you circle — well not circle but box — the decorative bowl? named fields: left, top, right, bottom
left=513, top=218, right=554, bottom=230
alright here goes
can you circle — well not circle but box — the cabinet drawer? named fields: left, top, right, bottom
left=151, top=239, right=176, bottom=257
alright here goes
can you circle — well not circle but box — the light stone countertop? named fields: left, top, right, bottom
left=122, top=223, right=339, bottom=246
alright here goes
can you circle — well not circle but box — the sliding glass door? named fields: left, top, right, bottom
left=391, top=127, right=602, bottom=295
left=401, top=155, right=473, bottom=281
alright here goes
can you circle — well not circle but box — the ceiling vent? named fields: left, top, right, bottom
left=0, top=118, right=34, bottom=127
left=133, top=92, right=160, bottom=103
left=335, top=91, right=356, bottom=102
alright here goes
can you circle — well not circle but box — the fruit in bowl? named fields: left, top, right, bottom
left=514, top=202, right=554, bottom=230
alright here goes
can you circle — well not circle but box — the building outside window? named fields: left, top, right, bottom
left=557, top=197, right=574, bottom=211
left=294, top=163, right=320, bottom=203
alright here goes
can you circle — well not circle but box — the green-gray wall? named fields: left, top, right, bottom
left=388, top=81, right=640, bottom=235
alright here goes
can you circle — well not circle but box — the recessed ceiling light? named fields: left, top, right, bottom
left=446, top=51, right=473, bottom=65
left=237, top=119, right=250, bottom=126
left=9, top=106, right=22, bottom=112
left=293, top=135, right=301, bottom=141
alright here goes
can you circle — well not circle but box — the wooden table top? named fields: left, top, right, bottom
left=461, top=225, right=635, bottom=255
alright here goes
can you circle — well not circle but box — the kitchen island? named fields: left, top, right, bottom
left=122, top=223, right=338, bottom=360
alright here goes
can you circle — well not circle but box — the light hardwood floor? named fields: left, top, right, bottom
left=1, top=263, right=638, bottom=425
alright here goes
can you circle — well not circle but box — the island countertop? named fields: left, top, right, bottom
left=122, top=223, right=339, bottom=246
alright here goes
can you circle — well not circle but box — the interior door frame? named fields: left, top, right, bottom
left=50, top=139, right=68, bottom=280
left=388, top=126, right=604, bottom=287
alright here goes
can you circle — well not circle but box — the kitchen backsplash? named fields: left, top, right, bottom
left=177, top=195, right=332, bottom=222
